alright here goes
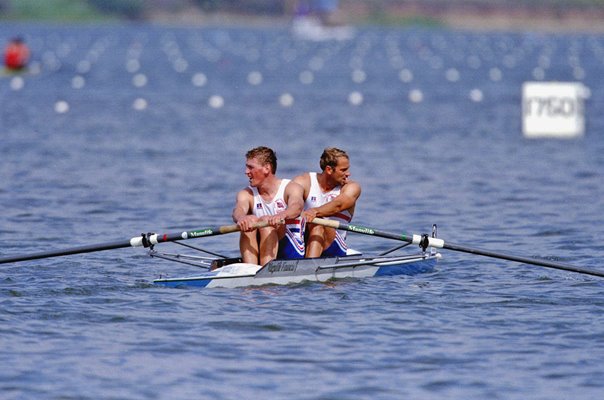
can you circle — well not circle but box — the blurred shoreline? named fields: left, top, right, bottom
left=438, top=10, right=604, bottom=32
left=143, top=3, right=604, bottom=33
left=2, top=0, right=604, bottom=33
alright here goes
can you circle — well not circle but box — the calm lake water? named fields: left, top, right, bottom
left=1, top=22, right=604, bottom=399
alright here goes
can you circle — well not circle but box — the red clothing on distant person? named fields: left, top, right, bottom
left=4, top=39, right=30, bottom=70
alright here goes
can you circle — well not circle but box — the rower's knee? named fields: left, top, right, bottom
left=308, top=223, right=325, bottom=236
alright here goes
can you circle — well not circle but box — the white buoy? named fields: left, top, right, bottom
left=469, top=89, right=484, bottom=102
left=247, top=71, right=263, bottom=85
left=299, top=70, right=314, bottom=85
left=445, top=68, right=460, bottom=82
left=398, top=69, right=413, bottom=83
left=10, top=76, right=24, bottom=91
left=132, top=73, right=147, bottom=88
left=192, top=72, right=207, bottom=87
left=71, top=75, right=85, bottom=89
left=532, top=67, right=545, bottom=80
left=133, top=98, right=148, bottom=111
left=348, top=91, right=363, bottom=106
left=208, top=95, right=224, bottom=109
left=409, top=89, right=423, bottom=103
left=489, top=68, right=502, bottom=82
left=54, top=100, right=70, bottom=114
left=279, top=93, right=294, bottom=107
left=76, top=60, right=91, bottom=74
left=351, top=69, right=366, bottom=83
left=126, top=59, right=140, bottom=73
left=173, top=58, right=188, bottom=73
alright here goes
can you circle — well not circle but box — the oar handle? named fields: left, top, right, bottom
left=312, top=218, right=339, bottom=229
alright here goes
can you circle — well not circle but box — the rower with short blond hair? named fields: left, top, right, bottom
left=293, top=147, right=361, bottom=258
left=232, top=146, right=306, bottom=265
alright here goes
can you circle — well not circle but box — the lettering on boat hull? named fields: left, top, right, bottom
left=267, top=260, right=299, bottom=274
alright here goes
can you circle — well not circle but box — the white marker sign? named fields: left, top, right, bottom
left=522, top=82, right=588, bottom=138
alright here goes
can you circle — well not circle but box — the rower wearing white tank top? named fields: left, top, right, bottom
left=293, top=148, right=362, bottom=258
left=233, top=147, right=305, bottom=265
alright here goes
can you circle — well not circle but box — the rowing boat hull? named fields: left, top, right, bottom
left=153, top=253, right=440, bottom=288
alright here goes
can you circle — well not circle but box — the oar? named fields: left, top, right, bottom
left=0, top=222, right=266, bottom=265
left=312, top=218, right=604, bottom=279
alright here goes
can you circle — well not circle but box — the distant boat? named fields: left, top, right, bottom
left=290, top=0, right=354, bottom=41
left=1, top=66, right=30, bottom=78
left=1, top=62, right=41, bottom=79
left=291, top=15, right=354, bottom=41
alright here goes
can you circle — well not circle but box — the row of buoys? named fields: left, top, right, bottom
left=24, top=30, right=601, bottom=70
left=5, top=63, right=571, bottom=93
left=36, top=86, right=489, bottom=116
left=29, top=31, right=595, bottom=81
left=24, top=35, right=597, bottom=74
left=5, top=28, right=599, bottom=117
left=6, top=64, right=513, bottom=90
left=114, top=67, right=511, bottom=86
left=5, top=61, right=497, bottom=115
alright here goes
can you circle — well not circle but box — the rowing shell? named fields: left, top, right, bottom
left=153, top=252, right=441, bottom=289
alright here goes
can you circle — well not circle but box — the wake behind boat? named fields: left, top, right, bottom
left=152, top=250, right=440, bottom=289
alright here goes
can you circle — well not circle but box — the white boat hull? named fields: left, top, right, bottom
left=153, top=253, right=440, bottom=288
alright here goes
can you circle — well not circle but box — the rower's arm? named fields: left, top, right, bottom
left=307, top=182, right=361, bottom=218
left=232, top=188, right=253, bottom=223
left=292, top=173, right=311, bottom=200
left=280, top=181, right=305, bottom=220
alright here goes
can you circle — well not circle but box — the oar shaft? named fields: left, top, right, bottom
left=0, top=240, right=133, bottom=264
left=312, top=218, right=443, bottom=247
left=0, top=223, right=250, bottom=265
left=312, top=218, right=604, bottom=278
left=443, top=242, right=604, bottom=278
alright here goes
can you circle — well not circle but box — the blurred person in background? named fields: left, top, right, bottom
left=4, top=36, right=30, bottom=71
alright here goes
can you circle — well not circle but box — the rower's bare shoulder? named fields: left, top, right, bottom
left=240, top=186, right=254, bottom=195
left=285, top=179, right=305, bottom=195
left=236, top=187, right=254, bottom=200
left=292, top=172, right=311, bottom=190
left=343, top=180, right=362, bottom=196
left=292, top=172, right=310, bottom=184
left=344, top=179, right=361, bottom=190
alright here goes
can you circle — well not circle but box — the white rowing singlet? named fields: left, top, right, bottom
left=305, top=172, right=352, bottom=242
left=306, top=173, right=352, bottom=220
left=250, top=179, right=305, bottom=258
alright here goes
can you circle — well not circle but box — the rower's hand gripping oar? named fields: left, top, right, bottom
left=312, top=218, right=604, bottom=279
left=0, top=221, right=268, bottom=265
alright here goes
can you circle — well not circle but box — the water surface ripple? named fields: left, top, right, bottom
left=1, top=23, right=603, bottom=399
